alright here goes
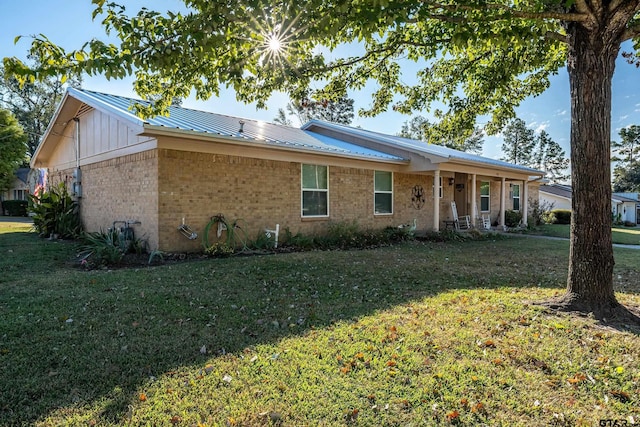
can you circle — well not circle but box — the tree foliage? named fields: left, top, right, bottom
left=533, top=130, right=570, bottom=182
left=274, top=95, right=354, bottom=126
left=0, top=108, right=28, bottom=193
left=611, top=125, right=640, bottom=168
left=398, top=115, right=483, bottom=154
left=612, top=162, right=640, bottom=192
left=500, top=118, right=535, bottom=166
left=500, top=119, right=569, bottom=180
left=0, top=60, right=81, bottom=158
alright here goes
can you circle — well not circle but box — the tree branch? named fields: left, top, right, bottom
left=622, top=22, right=640, bottom=41
left=422, top=1, right=590, bottom=23
left=545, top=31, right=568, bottom=44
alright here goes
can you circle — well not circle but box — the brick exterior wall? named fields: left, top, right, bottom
left=49, top=151, right=159, bottom=250
left=48, top=147, right=542, bottom=253
left=157, top=149, right=439, bottom=252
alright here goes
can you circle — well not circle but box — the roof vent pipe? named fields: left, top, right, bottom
left=238, top=120, right=245, bottom=133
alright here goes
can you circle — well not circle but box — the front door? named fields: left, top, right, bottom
left=453, top=173, right=468, bottom=216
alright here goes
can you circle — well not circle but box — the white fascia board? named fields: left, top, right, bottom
left=67, top=87, right=146, bottom=127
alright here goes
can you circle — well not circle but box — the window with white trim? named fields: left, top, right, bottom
left=512, top=184, right=520, bottom=211
left=13, top=189, right=27, bottom=200
left=301, top=164, right=328, bottom=217
left=374, top=171, right=393, bottom=214
left=480, top=181, right=490, bottom=212
left=438, top=176, right=443, bottom=198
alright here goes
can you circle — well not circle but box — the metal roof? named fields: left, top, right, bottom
left=302, top=120, right=544, bottom=175
left=69, top=88, right=404, bottom=162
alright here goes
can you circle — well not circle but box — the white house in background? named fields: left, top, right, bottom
left=539, top=184, right=572, bottom=210
left=0, top=168, right=29, bottom=202
left=612, top=193, right=640, bottom=225
left=540, top=184, right=640, bottom=225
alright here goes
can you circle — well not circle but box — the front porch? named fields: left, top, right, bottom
left=431, top=170, right=539, bottom=232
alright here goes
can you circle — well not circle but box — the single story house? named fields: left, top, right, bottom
left=612, top=193, right=640, bottom=225
left=1, top=167, right=29, bottom=202
left=31, top=88, right=544, bottom=252
left=1, top=168, right=29, bottom=215
left=540, top=184, right=640, bottom=225
left=539, top=184, right=572, bottom=210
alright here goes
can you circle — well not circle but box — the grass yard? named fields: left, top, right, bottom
left=0, top=220, right=638, bottom=426
left=531, top=223, right=640, bottom=245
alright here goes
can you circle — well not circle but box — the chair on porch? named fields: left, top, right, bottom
left=451, top=201, right=471, bottom=230
left=473, top=204, right=491, bottom=230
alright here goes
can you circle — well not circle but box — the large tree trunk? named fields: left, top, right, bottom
left=561, top=22, right=619, bottom=314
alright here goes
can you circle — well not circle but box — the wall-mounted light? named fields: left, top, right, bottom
left=448, top=177, right=455, bottom=186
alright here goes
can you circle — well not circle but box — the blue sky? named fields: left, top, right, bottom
left=1, top=1, right=638, bottom=160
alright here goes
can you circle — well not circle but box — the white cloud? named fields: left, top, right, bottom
left=528, top=121, right=550, bottom=134
left=555, top=109, right=567, bottom=116
left=618, top=114, right=629, bottom=122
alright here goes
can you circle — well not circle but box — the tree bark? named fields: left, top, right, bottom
left=562, top=22, right=619, bottom=313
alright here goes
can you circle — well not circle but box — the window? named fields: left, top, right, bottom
left=480, top=181, right=490, bottom=212
left=512, top=184, right=520, bottom=211
left=374, top=171, right=393, bottom=214
left=301, top=164, right=328, bottom=217
left=13, top=189, right=26, bottom=200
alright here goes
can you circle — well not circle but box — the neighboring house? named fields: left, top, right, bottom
left=31, top=88, right=544, bottom=252
left=1, top=167, right=29, bottom=203
left=1, top=168, right=30, bottom=215
left=612, top=193, right=640, bottom=225
left=540, top=184, right=640, bottom=225
left=539, top=184, right=572, bottom=210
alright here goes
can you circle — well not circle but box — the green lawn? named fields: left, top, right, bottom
left=1, top=220, right=638, bottom=426
left=531, top=223, right=640, bottom=245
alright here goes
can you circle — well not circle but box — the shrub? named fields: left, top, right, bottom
left=623, top=220, right=636, bottom=227
left=542, top=211, right=557, bottom=224
left=504, top=210, right=523, bottom=228
left=528, top=198, right=555, bottom=226
left=203, top=214, right=249, bottom=251
left=78, top=228, right=147, bottom=267
left=550, top=209, right=571, bottom=225
left=2, top=200, right=28, bottom=216
left=29, top=183, right=82, bottom=238
left=279, top=222, right=414, bottom=251
left=204, top=242, right=235, bottom=257
left=78, top=229, right=126, bottom=267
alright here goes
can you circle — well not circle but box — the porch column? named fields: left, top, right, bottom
left=433, top=170, right=440, bottom=231
left=500, top=177, right=506, bottom=230
left=471, top=174, right=477, bottom=227
left=522, top=181, right=529, bottom=226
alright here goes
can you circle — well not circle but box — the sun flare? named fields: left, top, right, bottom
left=267, top=33, right=282, bottom=53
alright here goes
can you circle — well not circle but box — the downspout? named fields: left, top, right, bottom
left=72, top=117, right=82, bottom=198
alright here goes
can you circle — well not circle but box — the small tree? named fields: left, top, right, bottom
left=0, top=108, right=27, bottom=193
